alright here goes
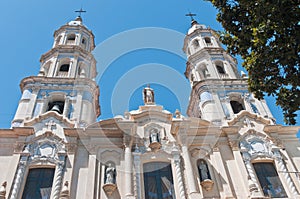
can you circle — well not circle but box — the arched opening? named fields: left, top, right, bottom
left=230, top=100, right=244, bottom=114
left=47, top=101, right=65, bottom=114
left=204, top=37, right=212, bottom=46
left=21, top=168, right=55, bottom=199
left=66, top=34, right=76, bottom=45
left=57, top=62, right=70, bottom=77
left=81, top=37, right=87, bottom=49
left=253, top=162, right=287, bottom=198
left=215, top=62, right=225, bottom=74
left=143, top=162, right=175, bottom=199
left=193, top=39, right=199, bottom=49
left=59, top=64, right=69, bottom=72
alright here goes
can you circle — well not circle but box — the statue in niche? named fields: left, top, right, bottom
left=143, top=85, right=155, bottom=104
left=105, top=163, right=116, bottom=184
left=199, top=160, right=210, bottom=181
left=149, top=128, right=159, bottom=143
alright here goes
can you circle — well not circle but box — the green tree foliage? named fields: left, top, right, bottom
left=206, top=0, right=300, bottom=124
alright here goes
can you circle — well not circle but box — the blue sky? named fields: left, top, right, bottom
left=0, top=0, right=298, bottom=128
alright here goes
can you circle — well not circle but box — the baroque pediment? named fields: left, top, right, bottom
left=227, top=110, right=271, bottom=127
left=24, top=111, right=75, bottom=128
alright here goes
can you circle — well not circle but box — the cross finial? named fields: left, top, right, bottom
left=185, top=12, right=196, bottom=21
left=75, top=8, right=86, bottom=17
left=45, top=120, right=56, bottom=131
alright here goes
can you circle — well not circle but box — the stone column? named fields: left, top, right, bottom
left=10, top=155, right=29, bottom=199
left=132, top=146, right=141, bottom=199
left=172, top=149, right=186, bottom=199
left=124, top=146, right=133, bottom=197
left=239, top=149, right=264, bottom=198
left=274, top=149, right=298, bottom=196
left=181, top=145, right=197, bottom=194
left=51, top=153, right=66, bottom=199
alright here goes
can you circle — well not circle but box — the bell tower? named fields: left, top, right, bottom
left=183, top=17, right=275, bottom=124
left=12, top=16, right=100, bottom=128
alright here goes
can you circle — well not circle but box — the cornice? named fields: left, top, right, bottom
left=40, top=45, right=96, bottom=63
left=0, top=127, right=34, bottom=137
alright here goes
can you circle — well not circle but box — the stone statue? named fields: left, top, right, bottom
left=143, top=86, right=155, bottom=104
left=149, top=128, right=159, bottom=143
left=105, top=163, right=116, bottom=184
left=199, top=160, right=209, bottom=181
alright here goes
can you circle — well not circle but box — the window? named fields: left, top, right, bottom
left=204, top=37, right=212, bottom=46
left=216, top=64, right=225, bottom=74
left=21, top=168, right=55, bottom=199
left=193, top=39, right=199, bottom=48
left=253, top=163, right=287, bottom=198
left=81, top=37, right=87, bottom=50
left=47, top=101, right=64, bottom=114
left=59, top=64, right=69, bottom=72
left=66, top=34, right=76, bottom=45
left=144, top=162, right=175, bottom=199
left=230, top=100, right=244, bottom=114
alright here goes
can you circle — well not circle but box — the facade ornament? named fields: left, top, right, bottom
left=105, top=163, right=116, bottom=184
left=59, top=181, right=70, bottom=199
left=0, top=181, right=7, bottom=199
left=148, top=128, right=161, bottom=151
left=199, top=160, right=214, bottom=191
left=103, top=163, right=117, bottom=196
left=143, top=85, right=155, bottom=105
left=175, top=109, right=181, bottom=119
left=45, top=120, right=57, bottom=131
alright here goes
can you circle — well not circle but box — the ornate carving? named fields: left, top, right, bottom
left=0, top=181, right=7, bottom=199
left=102, top=184, right=117, bottom=196
left=60, top=181, right=70, bottom=199
left=200, top=179, right=214, bottom=191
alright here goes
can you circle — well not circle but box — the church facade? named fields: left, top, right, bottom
left=0, top=16, right=299, bottom=199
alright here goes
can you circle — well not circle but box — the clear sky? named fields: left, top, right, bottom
left=0, top=0, right=298, bottom=128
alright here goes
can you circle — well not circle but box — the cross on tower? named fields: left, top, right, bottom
left=185, top=12, right=196, bottom=21
left=75, top=8, right=86, bottom=17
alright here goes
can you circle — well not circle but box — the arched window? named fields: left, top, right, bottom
left=204, top=37, right=212, bottom=46
left=57, top=62, right=70, bottom=77
left=47, top=101, right=65, bottom=114
left=143, top=162, right=175, bottom=199
left=253, top=162, right=287, bottom=198
left=193, top=39, right=199, bottom=48
left=230, top=100, right=244, bottom=114
left=66, top=34, right=76, bottom=45
left=81, top=37, right=87, bottom=49
left=250, top=102, right=260, bottom=114
left=216, top=65, right=225, bottom=74
left=21, top=168, right=55, bottom=199
left=59, top=64, right=69, bottom=72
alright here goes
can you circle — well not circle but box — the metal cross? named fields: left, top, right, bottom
left=185, top=12, right=196, bottom=21
left=45, top=120, right=56, bottom=131
left=75, top=8, right=86, bottom=17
